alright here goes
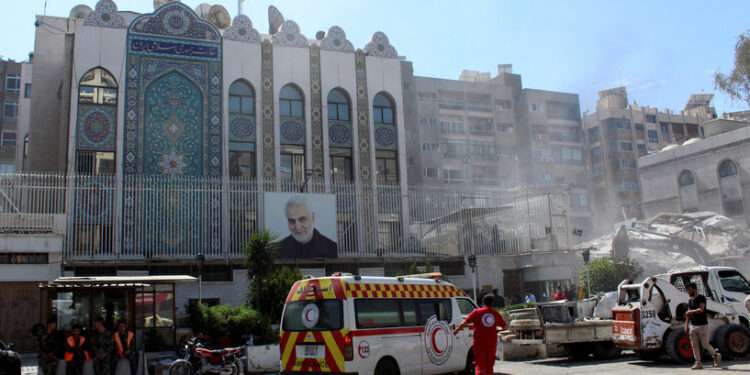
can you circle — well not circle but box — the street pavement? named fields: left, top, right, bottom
left=495, top=355, right=750, bottom=374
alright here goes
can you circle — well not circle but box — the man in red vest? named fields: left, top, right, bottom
left=64, top=324, right=89, bottom=375
left=453, top=294, right=506, bottom=375
left=113, top=321, right=136, bottom=375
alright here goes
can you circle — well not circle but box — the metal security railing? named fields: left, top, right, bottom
left=0, top=173, right=572, bottom=261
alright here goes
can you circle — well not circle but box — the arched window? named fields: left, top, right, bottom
left=719, top=159, right=738, bottom=178
left=229, top=81, right=254, bottom=116
left=328, top=89, right=350, bottom=121
left=718, top=159, right=743, bottom=217
left=328, top=89, right=352, bottom=182
left=678, top=170, right=695, bottom=187
left=279, top=85, right=304, bottom=118
left=373, top=93, right=394, bottom=125
left=228, top=80, right=256, bottom=178
left=79, top=67, right=117, bottom=105
left=279, top=84, right=305, bottom=183
left=76, top=67, right=117, bottom=176
left=373, top=93, right=398, bottom=184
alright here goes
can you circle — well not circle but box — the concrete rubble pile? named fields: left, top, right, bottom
left=579, top=211, right=750, bottom=275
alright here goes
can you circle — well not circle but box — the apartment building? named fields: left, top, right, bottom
left=0, top=59, right=22, bottom=172
left=582, top=87, right=717, bottom=235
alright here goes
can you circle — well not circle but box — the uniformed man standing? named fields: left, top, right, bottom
left=38, top=317, right=61, bottom=375
left=113, top=321, right=136, bottom=375
left=89, top=318, right=113, bottom=375
left=453, top=294, right=506, bottom=375
left=64, top=324, right=90, bottom=375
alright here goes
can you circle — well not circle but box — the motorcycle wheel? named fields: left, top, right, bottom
left=169, top=359, right=193, bottom=375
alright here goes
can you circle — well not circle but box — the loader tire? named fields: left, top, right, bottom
left=715, top=324, right=750, bottom=360
left=566, top=343, right=592, bottom=361
left=665, top=329, right=693, bottom=364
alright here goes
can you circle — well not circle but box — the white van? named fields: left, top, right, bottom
left=279, top=275, right=479, bottom=375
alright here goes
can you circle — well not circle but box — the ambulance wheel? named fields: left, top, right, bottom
left=462, top=349, right=475, bottom=375
left=665, top=329, right=693, bottom=364
left=168, top=359, right=192, bottom=375
left=715, top=324, right=750, bottom=359
left=591, top=341, right=621, bottom=360
left=374, top=358, right=400, bottom=375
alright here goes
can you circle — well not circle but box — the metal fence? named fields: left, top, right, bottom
left=0, top=173, right=571, bottom=261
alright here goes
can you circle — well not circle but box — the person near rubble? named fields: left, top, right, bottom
left=553, top=286, right=567, bottom=301
left=453, top=294, right=506, bottom=375
left=685, top=282, right=721, bottom=370
left=524, top=291, right=536, bottom=303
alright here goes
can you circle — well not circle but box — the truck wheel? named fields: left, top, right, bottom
left=715, top=324, right=750, bottom=359
left=591, top=341, right=621, bottom=360
left=665, top=329, right=693, bottom=364
left=566, top=343, right=592, bottom=361
left=374, top=358, right=400, bottom=375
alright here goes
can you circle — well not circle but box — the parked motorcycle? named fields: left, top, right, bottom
left=169, top=338, right=245, bottom=375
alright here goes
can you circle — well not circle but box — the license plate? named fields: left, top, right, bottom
left=296, top=345, right=324, bottom=358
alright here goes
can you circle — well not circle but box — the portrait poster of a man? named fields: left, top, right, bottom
left=264, top=193, right=338, bottom=259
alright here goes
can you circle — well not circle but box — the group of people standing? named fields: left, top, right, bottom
left=38, top=318, right=137, bottom=375
left=524, top=286, right=569, bottom=304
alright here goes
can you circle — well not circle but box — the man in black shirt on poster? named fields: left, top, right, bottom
left=684, top=282, right=721, bottom=369
left=279, top=195, right=337, bottom=259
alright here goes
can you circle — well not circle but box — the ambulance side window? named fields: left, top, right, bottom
left=355, top=299, right=401, bottom=329
left=401, top=300, right=418, bottom=326
left=416, top=299, right=452, bottom=324
left=457, top=298, right=475, bottom=316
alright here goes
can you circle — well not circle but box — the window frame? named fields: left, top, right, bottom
left=280, top=85, right=304, bottom=119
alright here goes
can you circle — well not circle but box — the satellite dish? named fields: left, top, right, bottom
left=268, top=6, right=285, bottom=34
left=69, top=4, right=93, bottom=19
left=195, top=3, right=211, bottom=19
left=207, top=5, right=231, bottom=29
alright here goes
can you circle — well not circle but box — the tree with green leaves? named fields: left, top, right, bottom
left=715, top=31, right=750, bottom=106
left=257, top=266, right=303, bottom=320
left=243, top=230, right=280, bottom=309
left=580, top=256, right=643, bottom=295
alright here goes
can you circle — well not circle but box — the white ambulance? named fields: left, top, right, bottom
left=279, top=274, right=480, bottom=375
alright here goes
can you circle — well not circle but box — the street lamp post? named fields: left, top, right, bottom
left=582, top=247, right=591, bottom=298
left=468, top=254, right=477, bottom=303
left=196, top=252, right=205, bottom=306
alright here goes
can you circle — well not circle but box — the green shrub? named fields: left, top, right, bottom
left=187, top=303, right=272, bottom=344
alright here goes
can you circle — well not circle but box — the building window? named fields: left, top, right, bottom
left=618, top=141, right=634, bottom=152
left=591, top=147, right=601, bottom=156
left=76, top=151, right=115, bottom=176
left=407, top=157, right=415, bottom=166
left=660, top=122, right=670, bottom=137
left=529, top=103, right=543, bottom=112
left=647, top=129, right=659, bottom=143
left=3, top=101, right=18, bottom=118
left=327, top=89, right=350, bottom=121
left=24, top=83, right=31, bottom=98
left=420, top=117, right=438, bottom=127
left=678, top=170, right=695, bottom=187
left=719, top=159, right=738, bottom=178
left=1, top=131, right=16, bottom=147
left=373, top=94, right=394, bottom=125
left=0, top=164, right=14, bottom=173
left=606, top=118, right=632, bottom=130
left=618, top=159, right=637, bottom=170
left=5, top=74, right=20, bottom=93
left=444, top=169, right=466, bottom=184
left=587, top=127, right=599, bottom=141
left=440, top=117, right=465, bottom=134
left=645, top=114, right=656, bottom=123
left=422, top=142, right=439, bottom=151
left=637, top=143, right=646, bottom=152
left=228, top=145, right=256, bottom=178
left=423, top=168, right=440, bottom=178
left=330, top=147, right=352, bottom=183
left=279, top=85, right=304, bottom=118
left=593, top=166, right=604, bottom=176
left=619, top=181, right=639, bottom=192
left=441, top=139, right=468, bottom=158
left=376, top=150, right=398, bottom=184
left=229, top=81, right=255, bottom=115
left=471, top=142, right=496, bottom=159
left=79, top=68, right=117, bottom=105
left=280, top=144, right=305, bottom=183
left=556, top=147, right=583, bottom=164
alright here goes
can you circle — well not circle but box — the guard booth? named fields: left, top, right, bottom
left=39, top=276, right=197, bottom=348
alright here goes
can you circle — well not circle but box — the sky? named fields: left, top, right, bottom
left=3, top=0, right=750, bottom=114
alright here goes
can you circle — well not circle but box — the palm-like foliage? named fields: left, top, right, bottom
left=243, top=230, right=280, bottom=309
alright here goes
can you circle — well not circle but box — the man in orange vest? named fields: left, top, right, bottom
left=64, top=324, right=89, bottom=375
left=113, top=321, right=136, bottom=375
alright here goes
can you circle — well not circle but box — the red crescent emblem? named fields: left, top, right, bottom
left=431, top=328, right=445, bottom=354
